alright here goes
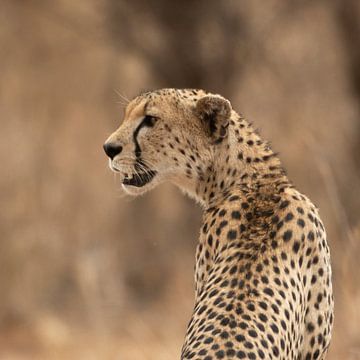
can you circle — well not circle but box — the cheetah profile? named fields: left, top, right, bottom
left=103, top=89, right=334, bottom=360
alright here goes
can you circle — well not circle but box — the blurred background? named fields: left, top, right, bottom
left=0, top=0, right=359, bottom=359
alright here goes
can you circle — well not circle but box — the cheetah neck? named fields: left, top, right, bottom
left=189, top=113, right=292, bottom=297
left=192, top=112, right=290, bottom=209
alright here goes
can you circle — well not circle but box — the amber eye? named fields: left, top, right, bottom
left=142, top=115, right=158, bottom=127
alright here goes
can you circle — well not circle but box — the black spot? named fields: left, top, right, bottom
left=279, top=200, right=290, bottom=209
left=307, top=322, right=315, bottom=333
left=209, top=289, right=218, bottom=298
left=283, top=230, right=292, bottom=242
left=270, top=323, right=279, bottom=334
left=264, top=288, right=274, bottom=296
left=297, top=219, right=305, bottom=228
left=285, top=212, right=294, bottom=222
left=256, top=264, right=263, bottom=272
left=307, top=231, right=315, bottom=241
left=239, top=322, right=247, bottom=329
left=245, top=212, right=253, bottom=221
left=241, top=202, right=249, bottom=209
left=236, top=351, right=246, bottom=359
left=219, top=209, right=227, bottom=217
left=248, top=330, right=258, bottom=338
left=272, top=346, right=279, bottom=357
left=293, top=241, right=300, bottom=253
left=297, top=207, right=304, bottom=214
left=271, top=304, right=279, bottom=314
left=198, top=305, right=207, bottom=315
left=280, top=339, right=285, bottom=350
left=227, top=230, right=237, bottom=240
left=235, top=334, right=245, bottom=342
left=259, top=313, right=267, bottom=322
left=229, top=319, right=236, bottom=327
left=231, top=211, right=241, bottom=220
left=271, top=240, right=278, bottom=249
left=219, top=220, right=228, bottom=228
left=229, top=195, right=240, bottom=202
left=227, top=349, right=236, bottom=357
left=220, top=330, right=229, bottom=339
left=271, top=215, right=280, bottom=224
left=215, top=350, right=225, bottom=359
left=229, top=265, right=238, bottom=275
left=259, top=302, right=267, bottom=310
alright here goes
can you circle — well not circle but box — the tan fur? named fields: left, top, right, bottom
left=104, top=88, right=334, bottom=360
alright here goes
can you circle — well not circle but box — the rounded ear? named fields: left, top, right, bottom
left=195, top=95, right=232, bottom=143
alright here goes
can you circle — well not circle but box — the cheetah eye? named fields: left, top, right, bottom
left=142, top=115, right=158, bottom=127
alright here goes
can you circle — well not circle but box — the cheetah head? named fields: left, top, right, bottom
left=103, top=89, right=232, bottom=196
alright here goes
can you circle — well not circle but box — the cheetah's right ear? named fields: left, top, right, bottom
left=195, top=95, right=232, bottom=143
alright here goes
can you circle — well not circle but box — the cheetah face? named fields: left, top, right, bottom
left=103, top=104, right=168, bottom=196
left=103, top=89, right=231, bottom=196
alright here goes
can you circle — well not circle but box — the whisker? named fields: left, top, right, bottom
left=135, top=161, right=155, bottom=181
left=137, top=158, right=157, bottom=170
left=116, top=100, right=129, bottom=107
left=114, top=89, right=130, bottom=104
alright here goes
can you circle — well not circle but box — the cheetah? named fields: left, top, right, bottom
left=103, top=89, right=334, bottom=360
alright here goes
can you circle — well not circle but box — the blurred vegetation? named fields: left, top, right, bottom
left=0, top=0, right=359, bottom=359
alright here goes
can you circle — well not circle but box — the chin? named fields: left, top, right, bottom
left=122, top=183, right=150, bottom=196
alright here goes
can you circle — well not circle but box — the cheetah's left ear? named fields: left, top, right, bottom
left=195, top=95, right=232, bottom=143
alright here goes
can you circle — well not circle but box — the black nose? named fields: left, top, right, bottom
left=103, top=142, right=123, bottom=159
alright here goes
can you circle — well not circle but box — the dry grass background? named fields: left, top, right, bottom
left=0, top=0, right=359, bottom=359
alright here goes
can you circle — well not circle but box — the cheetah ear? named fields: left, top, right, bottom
left=195, top=95, right=232, bottom=143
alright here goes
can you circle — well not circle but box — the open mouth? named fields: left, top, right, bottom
left=122, top=170, right=157, bottom=187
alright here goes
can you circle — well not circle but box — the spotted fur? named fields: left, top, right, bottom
left=104, top=89, right=334, bottom=360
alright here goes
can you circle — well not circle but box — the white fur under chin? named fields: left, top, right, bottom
left=121, top=183, right=149, bottom=196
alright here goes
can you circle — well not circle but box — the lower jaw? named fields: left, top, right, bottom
left=122, top=183, right=151, bottom=195
left=122, top=171, right=157, bottom=188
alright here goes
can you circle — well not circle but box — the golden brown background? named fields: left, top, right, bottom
left=0, top=1, right=359, bottom=359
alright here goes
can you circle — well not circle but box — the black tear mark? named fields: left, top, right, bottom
left=133, top=120, right=146, bottom=158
